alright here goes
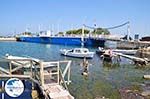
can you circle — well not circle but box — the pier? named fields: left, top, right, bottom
left=114, top=52, right=149, bottom=65
left=0, top=55, right=74, bottom=99
left=0, top=37, right=16, bottom=41
left=117, top=40, right=150, bottom=49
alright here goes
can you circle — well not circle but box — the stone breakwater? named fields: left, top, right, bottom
left=136, top=47, right=150, bottom=59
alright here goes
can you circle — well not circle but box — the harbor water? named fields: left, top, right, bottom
left=0, top=41, right=150, bottom=99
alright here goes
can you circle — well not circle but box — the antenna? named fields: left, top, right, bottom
left=81, top=17, right=86, bottom=47
left=127, top=21, right=130, bottom=41
left=93, top=19, right=97, bottom=36
left=81, top=24, right=85, bottom=47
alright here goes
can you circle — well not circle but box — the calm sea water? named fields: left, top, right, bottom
left=0, top=41, right=149, bottom=99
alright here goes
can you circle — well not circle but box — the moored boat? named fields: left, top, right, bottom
left=97, top=47, right=137, bottom=55
left=112, top=49, right=137, bottom=55
left=60, top=48, right=95, bottom=58
left=16, top=31, right=105, bottom=47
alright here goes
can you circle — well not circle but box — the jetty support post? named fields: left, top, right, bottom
left=61, top=60, right=71, bottom=85
left=30, top=60, right=34, bottom=90
left=9, top=61, right=12, bottom=75
left=39, top=61, right=44, bottom=86
left=67, top=61, right=71, bottom=85
left=57, top=61, right=60, bottom=84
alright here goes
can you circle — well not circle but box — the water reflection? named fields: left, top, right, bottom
left=103, top=61, right=120, bottom=69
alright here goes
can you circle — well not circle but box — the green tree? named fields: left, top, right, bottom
left=58, top=32, right=64, bottom=35
left=92, top=28, right=110, bottom=35
left=66, top=28, right=90, bottom=34
left=66, top=30, right=76, bottom=34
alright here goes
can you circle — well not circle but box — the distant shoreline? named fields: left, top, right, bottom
left=0, top=37, right=16, bottom=41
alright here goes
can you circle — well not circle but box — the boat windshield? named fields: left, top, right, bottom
left=69, top=49, right=73, bottom=52
left=75, top=49, right=81, bottom=53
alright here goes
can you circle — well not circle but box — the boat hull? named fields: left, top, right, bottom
left=17, top=36, right=105, bottom=47
left=97, top=47, right=137, bottom=55
left=60, top=49, right=94, bottom=58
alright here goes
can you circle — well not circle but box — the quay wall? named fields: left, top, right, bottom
left=0, top=37, right=16, bottom=41
left=117, top=41, right=150, bottom=49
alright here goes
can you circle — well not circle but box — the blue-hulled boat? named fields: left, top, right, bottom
left=16, top=31, right=105, bottom=47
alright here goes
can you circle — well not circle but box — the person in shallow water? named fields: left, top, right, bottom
left=81, top=57, right=89, bottom=75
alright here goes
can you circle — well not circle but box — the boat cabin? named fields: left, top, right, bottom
left=71, top=48, right=89, bottom=53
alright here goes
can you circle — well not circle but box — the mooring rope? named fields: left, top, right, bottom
left=83, top=21, right=129, bottom=30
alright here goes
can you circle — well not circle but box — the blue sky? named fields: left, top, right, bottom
left=0, top=0, right=150, bottom=37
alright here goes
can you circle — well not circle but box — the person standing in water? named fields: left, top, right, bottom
left=81, top=57, right=89, bottom=75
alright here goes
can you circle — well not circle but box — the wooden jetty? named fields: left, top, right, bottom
left=0, top=55, right=74, bottom=99
left=114, top=52, right=149, bottom=65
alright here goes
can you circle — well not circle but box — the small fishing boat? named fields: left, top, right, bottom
left=101, top=49, right=113, bottom=62
left=60, top=48, right=95, bottom=58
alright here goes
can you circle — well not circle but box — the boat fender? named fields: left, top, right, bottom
left=81, top=72, right=88, bottom=76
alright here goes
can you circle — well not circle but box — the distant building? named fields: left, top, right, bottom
left=140, top=36, right=150, bottom=41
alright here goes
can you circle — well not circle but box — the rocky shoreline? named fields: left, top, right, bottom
left=136, top=46, right=150, bottom=59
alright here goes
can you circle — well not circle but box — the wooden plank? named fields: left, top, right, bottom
left=0, top=67, right=10, bottom=74
left=40, top=61, right=44, bottom=86
left=43, top=85, right=73, bottom=99
left=57, top=62, right=59, bottom=84
left=44, top=72, right=59, bottom=76
left=0, top=74, right=31, bottom=78
left=62, top=61, right=71, bottom=78
left=67, top=66, right=71, bottom=85
left=11, top=65, right=24, bottom=72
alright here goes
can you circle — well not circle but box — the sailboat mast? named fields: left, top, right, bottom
left=127, top=21, right=130, bottom=41
left=81, top=24, right=85, bottom=47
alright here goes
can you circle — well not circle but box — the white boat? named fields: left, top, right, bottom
left=112, top=49, right=137, bottom=55
left=60, top=48, right=95, bottom=58
left=98, top=47, right=137, bottom=55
